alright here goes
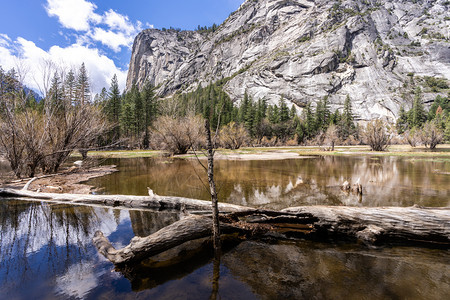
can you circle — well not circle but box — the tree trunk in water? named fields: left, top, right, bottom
left=205, top=119, right=221, bottom=251
left=209, top=253, right=220, bottom=300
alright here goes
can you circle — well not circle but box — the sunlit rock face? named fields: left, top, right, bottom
left=127, top=0, right=450, bottom=121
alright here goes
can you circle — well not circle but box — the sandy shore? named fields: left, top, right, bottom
left=1, top=165, right=117, bottom=194
left=213, top=150, right=314, bottom=160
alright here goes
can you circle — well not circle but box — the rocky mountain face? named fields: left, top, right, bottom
left=127, top=0, right=450, bottom=120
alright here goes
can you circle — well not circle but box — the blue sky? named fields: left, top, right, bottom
left=0, top=0, right=244, bottom=94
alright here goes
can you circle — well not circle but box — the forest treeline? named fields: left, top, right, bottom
left=1, top=63, right=450, bottom=178
left=98, top=75, right=449, bottom=152
left=100, top=78, right=360, bottom=150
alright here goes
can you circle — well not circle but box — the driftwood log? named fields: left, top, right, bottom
left=93, top=206, right=450, bottom=265
left=1, top=187, right=449, bottom=266
left=0, top=187, right=247, bottom=212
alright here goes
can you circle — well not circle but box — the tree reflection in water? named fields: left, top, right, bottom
left=0, top=200, right=111, bottom=297
left=88, top=156, right=450, bottom=209
left=0, top=199, right=181, bottom=299
left=0, top=199, right=449, bottom=299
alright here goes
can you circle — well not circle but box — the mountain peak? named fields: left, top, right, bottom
left=127, top=0, right=450, bottom=120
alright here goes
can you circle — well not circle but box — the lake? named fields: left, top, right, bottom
left=1, top=155, right=449, bottom=299
left=87, top=156, right=450, bottom=208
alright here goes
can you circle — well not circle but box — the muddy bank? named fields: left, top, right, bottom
left=1, top=165, right=117, bottom=194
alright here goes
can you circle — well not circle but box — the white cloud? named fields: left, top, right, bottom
left=103, top=9, right=136, bottom=35
left=0, top=36, right=127, bottom=95
left=0, top=33, right=11, bottom=45
left=46, top=1, right=143, bottom=52
left=46, top=0, right=101, bottom=31
left=89, top=28, right=134, bottom=53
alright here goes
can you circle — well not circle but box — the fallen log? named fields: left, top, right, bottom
left=0, top=187, right=247, bottom=212
left=93, top=207, right=450, bottom=266
left=93, top=215, right=247, bottom=265
left=1, top=187, right=448, bottom=265
left=282, top=206, right=450, bottom=245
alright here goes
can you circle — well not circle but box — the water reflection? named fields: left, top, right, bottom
left=87, top=156, right=450, bottom=209
left=0, top=200, right=179, bottom=299
left=221, top=241, right=450, bottom=300
left=0, top=199, right=449, bottom=299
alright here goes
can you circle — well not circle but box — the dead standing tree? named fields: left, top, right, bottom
left=205, top=118, right=221, bottom=251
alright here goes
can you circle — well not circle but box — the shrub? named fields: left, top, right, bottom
left=151, top=115, right=205, bottom=155
left=404, top=127, right=420, bottom=147
left=419, top=120, right=444, bottom=149
left=219, top=122, right=249, bottom=150
left=363, top=120, right=393, bottom=151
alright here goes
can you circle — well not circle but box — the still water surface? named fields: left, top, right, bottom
left=1, top=156, right=449, bottom=299
left=87, top=156, right=450, bottom=209
left=0, top=199, right=449, bottom=299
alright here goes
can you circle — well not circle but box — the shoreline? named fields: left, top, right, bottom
left=1, top=144, right=449, bottom=194
left=76, top=144, right=450, bottom=160
left=1, top=165, right=117, bottom=195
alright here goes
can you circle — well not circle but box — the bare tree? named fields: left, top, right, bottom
left=419, top=120, right=444, bottom=149
left=205, top=119, right=221, bottom=251
left=324, top=124, right=339, bottom=151
left=404, top=127, right=420, bottom=147
left=219, top=122, right=249, bottom=150
left=363, top=119, right=393, bottom=151
left=0, top=66, right=109, bottom=178
left=151, top=114, right=205, bottom=155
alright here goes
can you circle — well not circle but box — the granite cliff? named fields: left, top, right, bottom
left=126, top=0, right=450, bottom=120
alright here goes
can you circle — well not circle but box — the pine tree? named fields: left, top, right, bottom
left=303, top=102, right=315, bottom=138
left=76, top=63, right=90, bottom=105
left=330, top=109, right=341, bottom=125
left=238, top=91, right=251, bottom=123
left=65, top=69, right=76, bottom=105
left=289, top=105, right=297, bottom=119
left=94, top=87, right=108, bottom=106
left=120, top=99, right=135, bottom=137
left=130, top=84, right=144, bottom=137
left=48, top=72, right=65, bottom=114
left=107, top=74, right=121, bottom=140
left=142, top=82, right=156, bottom=148
left=396, top=105, right=409, bottom=134
left=340, top=95, right=355, bottom=140
left=279, top=96, right=290, bottom=123
left=315, top=96, right=330, bottom=131
left=294, top=116, right=306, bottom=144
left=444, top=115, right=450, bottom=142
left=409, top=87, right=427, bottom=128
left=244, top=101, right=256, bottom=136
left=268, top=104, right=280, bottom=124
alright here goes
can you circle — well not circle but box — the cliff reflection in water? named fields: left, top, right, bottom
left=87, top=156, right=450, bottom=209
